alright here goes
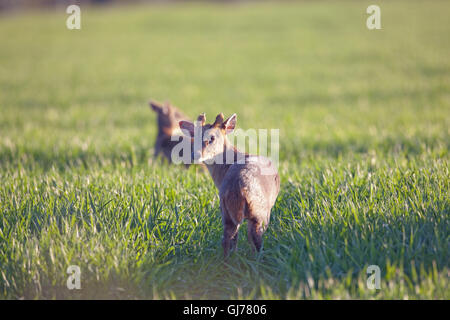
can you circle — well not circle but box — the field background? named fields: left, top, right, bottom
left=0, top=0, right=449, bottom=299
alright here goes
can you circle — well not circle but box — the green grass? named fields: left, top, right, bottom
left=0, top=0, right=449, bottom=299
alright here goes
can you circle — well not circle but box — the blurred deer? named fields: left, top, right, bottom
left=180, top=113, right=280, bottom=257
left=149, top=100, right=190, bottom=164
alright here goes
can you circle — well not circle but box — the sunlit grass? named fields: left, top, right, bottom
left=0, top=1, right=448, bottom=299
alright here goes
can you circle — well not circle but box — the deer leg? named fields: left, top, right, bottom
left=222, top=216, right=240, bottom=258
left=154, top=137, right=162, bottom=158
left=230, top=229, right=239, bottom=251
left=247, top=217, right=268, bottom=253
left=220, top=194, right=245, bottom=258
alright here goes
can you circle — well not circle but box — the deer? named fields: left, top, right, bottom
left=179, top=113, right=280, bottom=257
left=149, top=100, right=190, bottom=165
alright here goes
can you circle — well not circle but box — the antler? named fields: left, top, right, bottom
left=197, top=113, right=206, bottom=126
left=213, top=113, right=224, bottom=127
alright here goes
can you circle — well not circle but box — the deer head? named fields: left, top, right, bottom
left=179, top=113, right=237, bottom=164
left=149, top=100, right=187, bottom=131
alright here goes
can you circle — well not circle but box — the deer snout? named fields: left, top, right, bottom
left=192, top=149, right=203, bottom=164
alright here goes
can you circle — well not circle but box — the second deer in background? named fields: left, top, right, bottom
left=149, top=100, right=190, bottom=165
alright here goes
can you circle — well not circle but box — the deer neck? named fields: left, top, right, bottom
left=204, top=141, right=245, bottom=189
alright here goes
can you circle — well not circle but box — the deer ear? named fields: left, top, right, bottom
left=179, top=121, right=195, bottom=137
left=149, top=100, right=163, bottom=113
left=197, top=113, right=206, bottom=126
left=222, top=114, right=237, bottom=134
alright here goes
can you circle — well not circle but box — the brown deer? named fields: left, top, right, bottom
left=149, top=100, right=190, bottom=164
left=179, top=113, right=280, bottom=257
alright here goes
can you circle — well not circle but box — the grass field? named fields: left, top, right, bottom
left=0, top=0, right=449, bottom=299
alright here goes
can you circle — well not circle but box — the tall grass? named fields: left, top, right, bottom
left=0, top=1, right=448, bottom=299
